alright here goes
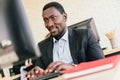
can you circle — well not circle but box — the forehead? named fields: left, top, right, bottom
left=42, top=7, right=62, bottom=18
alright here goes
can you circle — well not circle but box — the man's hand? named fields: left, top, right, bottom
left=25, top=62, right=74, bottom=79
left=25, top=66, right=45, bottom=79
left=45, top=61, right=74, bottom=73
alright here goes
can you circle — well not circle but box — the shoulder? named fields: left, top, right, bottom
left=38, top=36, right=52, bottom=47
left=69, top=28, right=96, bottom=40
left=38, top=39, right=47, bottom=46
left=69, top=28, right=89, bottom=37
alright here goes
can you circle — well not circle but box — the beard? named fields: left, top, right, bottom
left=52, top=28, right=66, bottom=40
left=47, top=25, right=66, bottom=40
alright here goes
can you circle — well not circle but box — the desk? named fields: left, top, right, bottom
left=0, top=45, right=18, bottom=67
left=1, top=48, right=120, bottom=80
left=0, top=74, right=20, bottom=80
left=50, top=56, right=120, bottom=80
left=104, top=48, right=120, bottom=57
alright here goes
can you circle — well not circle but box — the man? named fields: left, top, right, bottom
left=26, top=1, right=104, bottom=79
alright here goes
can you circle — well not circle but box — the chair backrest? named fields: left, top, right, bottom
left=68, top=18, right=100, bottom=41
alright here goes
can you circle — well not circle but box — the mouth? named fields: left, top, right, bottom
left=48, top=26, right=58, bottom=33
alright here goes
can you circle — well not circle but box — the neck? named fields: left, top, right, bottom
left=54, top=28, right=66, bottom=40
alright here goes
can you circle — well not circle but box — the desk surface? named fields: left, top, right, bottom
left=0, top=74, right=20, bottom=80
left=1, top=48, right=120, bottom=80
left=104, top=48, right=120, bottom=56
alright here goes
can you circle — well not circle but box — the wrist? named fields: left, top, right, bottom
left=71, top=64, right=77, bottom=67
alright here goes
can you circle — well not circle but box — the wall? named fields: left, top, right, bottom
left=23, top=0, right=120, bottom=49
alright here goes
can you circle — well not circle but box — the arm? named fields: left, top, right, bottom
left=87, top=29, right=104, bottom=61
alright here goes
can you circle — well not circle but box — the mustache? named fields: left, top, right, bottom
left=48, top=26, right=57, bottom=31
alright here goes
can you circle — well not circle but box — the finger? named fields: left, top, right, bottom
left=30, top=68, right=37, bottom=78
left=25, top=72, right=30, bottom=78
left=47, top=62, right=56, bottom=69
left=54, top=65, right=63, bottom=72
left=54, top=64, right=73, bottom=72
left=47, top=61, right=62, bottom=72
left=34, top=66, right=44, bottom=74
left=44, top=69, right=49, bottom=75
left=25, top=69, right=35, bottom=78
left=47, top=61, right=63, bottom=69
left=54, top=63, right=66, bottom=72
left=34, top=66, right=45, bottom=77
left=25, top=66, right=44, bottom=78
left=46, top=62, right=56, bottom=73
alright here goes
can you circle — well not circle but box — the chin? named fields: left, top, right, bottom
left=51, top=33, right=58, bottom=37
left=52, top=34, right=57, bottom=37
left=51, top=32, right=57, bottom=36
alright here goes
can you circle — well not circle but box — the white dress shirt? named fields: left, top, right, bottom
left=53, top=29, right=74, bottom=64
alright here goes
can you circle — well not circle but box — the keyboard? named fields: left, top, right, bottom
left=36, top=71, right=62, bottom=80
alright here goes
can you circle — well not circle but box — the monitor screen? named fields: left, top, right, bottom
left=68, top=18, right=100, bottom=41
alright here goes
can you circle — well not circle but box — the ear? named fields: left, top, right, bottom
left=63, top=13, right=67, bottom=22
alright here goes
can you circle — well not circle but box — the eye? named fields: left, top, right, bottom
left=43, top=18, right=49, bottom=23
left=51, top=15, right=57, bottom=21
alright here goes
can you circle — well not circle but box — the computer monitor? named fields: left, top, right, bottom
left=3, top=0, right=40, bottom=63
left=68, top=18, right=100, bottom=41
left=0, top=0, right=19, bottom=67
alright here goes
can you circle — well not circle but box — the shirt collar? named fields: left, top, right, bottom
left=53, top=28, right=68, bottom=43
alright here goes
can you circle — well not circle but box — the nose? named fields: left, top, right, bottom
left=46, top=19, right=54, bottom=27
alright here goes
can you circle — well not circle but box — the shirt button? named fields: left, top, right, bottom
left=60, top=45, right=62, bottom=48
